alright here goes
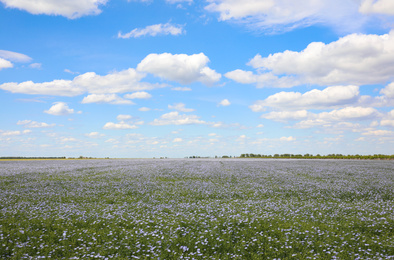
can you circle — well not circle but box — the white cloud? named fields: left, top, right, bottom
left=60, top=137, right=78, bottom=142
left=280, top=136, right=296, bottom=141
left=0, top=0, right=107, bottom=19
left=81, top=94, right=134, bottom=105
left=381, top=120, right=394, bottom=127
left=250, top=85, right=360, bottom=112
left=139, top=107, right=151, bottom=111
left=261, top=110, right=309, bottom=122
left=29, top=63, right=42, bottom=69
left=166, top=0, right=193, bottom=4
left=85, top=132, right=105, bottom=138
left=118, top=22, right=184, bottom=38
left=171, top=87, right=192, bottom=91
left=380, top=82, right=394, bottom=98
left=0, top=129, right=30, bottom=136
left=173, top=138, right=183, bottom=143
left=64, top=69, right=79, bottom=74
left=359, top=0, right=394, bottom=15
left=205, top=0, right=367, bottom=33
left=380, top=109, right=394, bottom=127
left=44, top=102, right=75, bottom=116
left=124, top=91, right=152, bottom=99
left=0, top=50, right=32, bottom=62
left=236, top=135, right=246, bottom=142
left=72, top=69, right=151, bottom=94
left=225, top=70, right=299, bottom=88
left=0, top=68, right=157, bottom=97
left=137, top=53, right=221, bottom=85
left=0, top=79, right=80, bottom=96
left=0, top=50, right=32, bottom=70
left=0, top=58, right=13, bottom=70
left=105, top=138, right=120, bottom=144
left=17, top=120, right=55, bottom=128
left=291, top=107, right=380, bottom=129
left=116, top=114, right=133, bottom=121
left=362, top=129, right=394, bottom=136
left=103, top=114, right=142, bottom=129
left=103, top=122, right=138, bottom=130
left=218, top=99, right=231, bottom=106
left=168, top=103, right=195, bottom=112
left=151, top=111, right=206, bottom=125
left=244, top=31, right=394, bottom=87
left=318, top=107, right=380, bottom=121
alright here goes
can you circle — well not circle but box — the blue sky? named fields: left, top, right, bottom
left=1, top=0, right=394, bottom=158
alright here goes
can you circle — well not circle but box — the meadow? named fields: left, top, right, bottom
left=0, top=158, right=393, bottom=259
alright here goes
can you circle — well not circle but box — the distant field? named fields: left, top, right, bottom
left=1, top=159, right=393, bottom=259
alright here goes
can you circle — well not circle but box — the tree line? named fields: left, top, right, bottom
left=239, top=153, right=394, bottom=160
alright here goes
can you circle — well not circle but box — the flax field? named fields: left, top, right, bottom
left=1, top=159, right=393, bottom=259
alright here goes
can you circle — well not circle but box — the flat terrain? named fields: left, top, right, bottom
left=1, top=159, right=393, bottom=259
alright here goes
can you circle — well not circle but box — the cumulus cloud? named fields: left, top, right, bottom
left=72, top=69, right=150, bottom=93
left=139, top=107, right=151, bottom=111
left=0, top=50, right=32, bottom=70
left=173, top=138, right=183, bottom=143
left=242, top=31, right=394, bottom=87
left=171, top=87, right=192, bottom=91
left=0, top=0, right=107, bottom=19
left=0, top=80, right=79, bottom=96
left=261, top=110, right=310, bottom=122
left=44, top=102, right=75, bottom=116
left=117, top=115, right=133, bottom=121
left=317, top=107, right=380, bottom=121
left=118, top=22, right=184, bottom=38
left=85, top=132, right=105, bottom=138
left=381, top=119, right=394, bottom=127
left=137, top=53, right=221, bottom=85
left=103, top=114, right=141, bottom=130
left=218, top=99, right=231, bottom=106
left=0, top=58, right=13, bottom=70
left=205, top=0, right=368, bottom=33
left=362, top=129, right=394, bottom=136
left=380, top=82, right=394, bottom=98
left=280, top=136, right=296, bottom=141
left=103, top=122, right=138, bottom=129
left=250, top=85, right=360, bottom=112
left=168, top=103, right=195, bottom=112
left=0, top=68, right=158, bottom=96
left=29, top=63, right=42, bottom=69
left=81, top=94, right=134, bottom=105
left=124, top=91, right=152, bottom=99
left=359, top=0, right=394, bottom=15
left=291, top=107, right=380, bottom=129
left=225, top=70, right=299, bottom=88
left=151, top=111, right=206, bottom=125
left=380, top=109, right=394, bottom=127
left=1, top=130, right=31, bottom=136
left=17, top=120, right=55, bottom=128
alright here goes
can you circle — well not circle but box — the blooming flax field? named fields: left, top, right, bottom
left=1, top=159, right=393, bottom=259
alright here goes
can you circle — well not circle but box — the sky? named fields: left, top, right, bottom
left=1, top=0, right=394, bottom=158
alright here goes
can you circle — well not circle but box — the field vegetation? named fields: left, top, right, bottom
left=1, top=159, right=393, bottom=259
